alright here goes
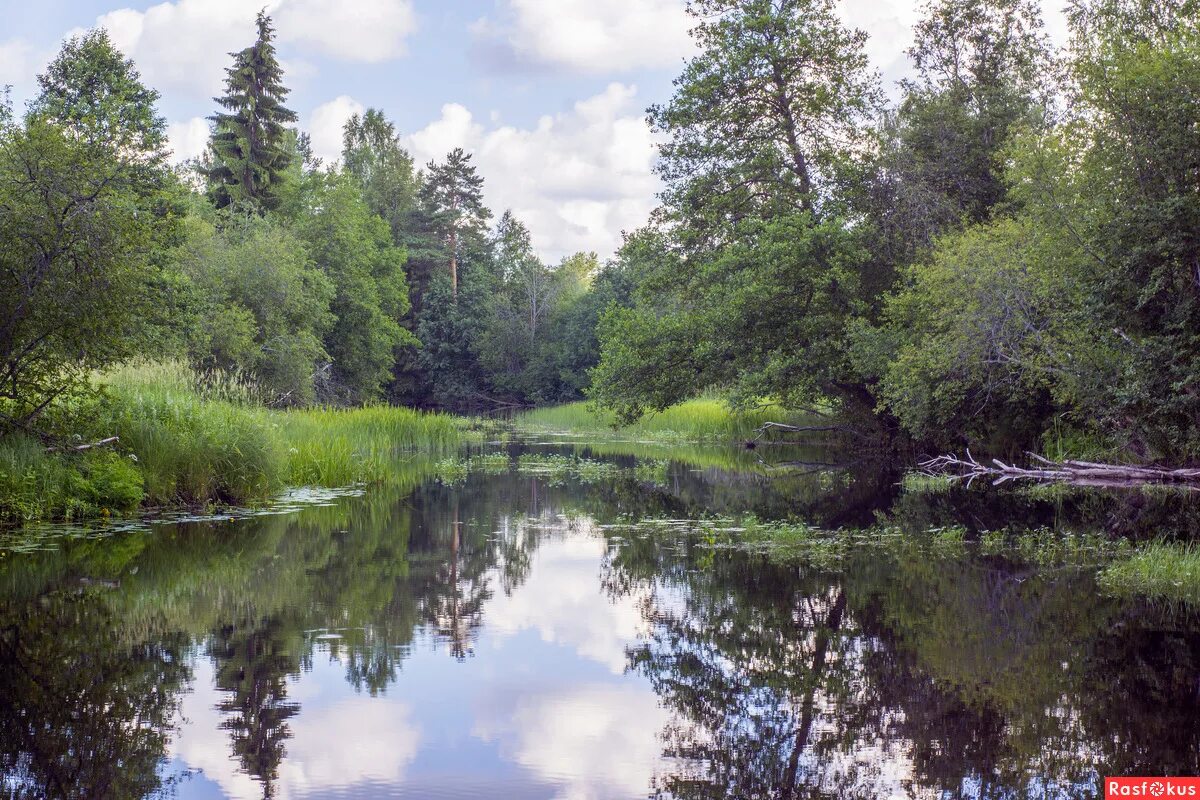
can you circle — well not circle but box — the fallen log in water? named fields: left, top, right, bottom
left=918, top=451, right=1200, bottom=488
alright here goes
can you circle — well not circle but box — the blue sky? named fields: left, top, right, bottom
left=0, top=0, right=1068, bottom=261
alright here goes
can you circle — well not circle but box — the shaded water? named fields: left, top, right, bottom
left=2, top=441, right=1200, bottom=799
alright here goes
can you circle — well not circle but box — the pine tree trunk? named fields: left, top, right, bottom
left=449, top=229, right=458, bottom=300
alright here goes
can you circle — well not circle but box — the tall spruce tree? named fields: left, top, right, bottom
left=204, top=12, right=297, bottom=211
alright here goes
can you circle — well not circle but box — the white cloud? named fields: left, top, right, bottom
left=90, top=0, right=260, bottom=98
left=484, top=526, right=649, bottom=673
left=839, top=0, right=920, bottom=93
left=408, top=102, right=482, bottom=163
left=275, top=0, right=417, bottom=62
left=81, top=0, right=416, bottom=99
left=171, top=659, right=421, bottom=799
left=472, top=0, right=1068, bottom=91
left=166, top=116, right=209, bottom=162
left=474, top=0, right=693, bottom=73
left=474, top=682, right=672, bottom=800
left=0, top=38, right=52, bottom=102
left=307, top=94, right=365, bottom=165
left=406, top=82, right=661, bottom=263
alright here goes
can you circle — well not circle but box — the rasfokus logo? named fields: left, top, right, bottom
left=1107, top=778, right=1200, bottom=798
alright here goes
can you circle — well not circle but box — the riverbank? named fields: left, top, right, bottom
left=514, top=399, right=807, bottom=442
left=1, top=368, right=789, bottom=525
left=0, top=363, right=462, bottom=524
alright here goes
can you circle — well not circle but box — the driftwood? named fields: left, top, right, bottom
left=920, top=450, right=1200, bottom=489
left=46, top=436, right=120, bottom=453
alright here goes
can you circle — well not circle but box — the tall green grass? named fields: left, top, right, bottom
left=0, top=433, right=144, bottom=521
left=1099, top=542, right=1200, bottom=603
left=279, top=405, right=459, bottom=486
left=0, top=361, right=463, bottom=523
left=102, top=364, right=284, bottom=505
left=516, top=399, right=804, bottom=442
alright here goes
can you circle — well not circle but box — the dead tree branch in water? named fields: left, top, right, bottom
left=752, top=422, right=866, bottom=442
left=920, top=451, right=1200, bottom=489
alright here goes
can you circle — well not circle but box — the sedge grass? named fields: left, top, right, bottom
left=0, top=361, right=464, bottom=523
left=1099, top=542, right=1200, bottom=603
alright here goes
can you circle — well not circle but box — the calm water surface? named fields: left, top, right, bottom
left=2, top=441, right=1199, bottom=799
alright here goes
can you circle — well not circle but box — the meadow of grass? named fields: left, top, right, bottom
left=515, top=398, right=807, bottom=442
left=0, top=362, right=463, bottom=524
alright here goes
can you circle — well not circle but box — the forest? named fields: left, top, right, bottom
left=2, top=0, right=1199, bottom=522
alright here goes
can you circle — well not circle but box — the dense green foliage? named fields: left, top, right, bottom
left=0, top=39, right=178, bottom=422
left=591, top=0, right=883, bottom=423
left=588, top=0, right=1200, bottom=460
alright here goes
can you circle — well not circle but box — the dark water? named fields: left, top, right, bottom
left=2, top=441, right=1200, bottom=799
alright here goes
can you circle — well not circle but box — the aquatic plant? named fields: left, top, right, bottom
left=1099, top=542, right=1200, bottom=604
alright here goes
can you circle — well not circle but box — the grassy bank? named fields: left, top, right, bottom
left=0, top=363, right=462, bottom=524
left=515, top=399, right=806, bottom=442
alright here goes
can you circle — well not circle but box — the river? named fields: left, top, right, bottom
left=1, top=439, right=1197, bottom=799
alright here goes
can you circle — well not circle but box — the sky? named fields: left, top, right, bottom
left=0, top=0, right=1068, bottom=262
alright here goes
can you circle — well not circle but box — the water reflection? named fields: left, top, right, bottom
left=0, top=445, right=1199, bottom=798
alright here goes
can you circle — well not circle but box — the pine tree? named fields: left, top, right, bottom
left=203, top=12, right=297, bottom=211
left=418, top=148, right=489, bottom=299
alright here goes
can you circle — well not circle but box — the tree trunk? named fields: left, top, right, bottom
left=781, top=588, right=846, bottom=798
left=449, top=229, right=458, bottom=300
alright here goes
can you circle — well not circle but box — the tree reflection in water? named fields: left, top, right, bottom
left=607, top=531, right=1200, bottom=799
left=0, top=589, right=191, bottom=799
left=1, top=448, right=1200, bottom=798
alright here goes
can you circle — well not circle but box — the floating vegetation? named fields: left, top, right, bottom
left=434, top=458, right=470, bottom=485
left=0, top=485, right=365, bottom=555
left=900, top=472, right=956, bottom=494
left=633, top=459, right=670, bottom=483
left=600, top=515, right=1160, bottom=594
left=515, top=454, right=622, bottom=483
left=1099, top=542, right=1200, bottom=604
